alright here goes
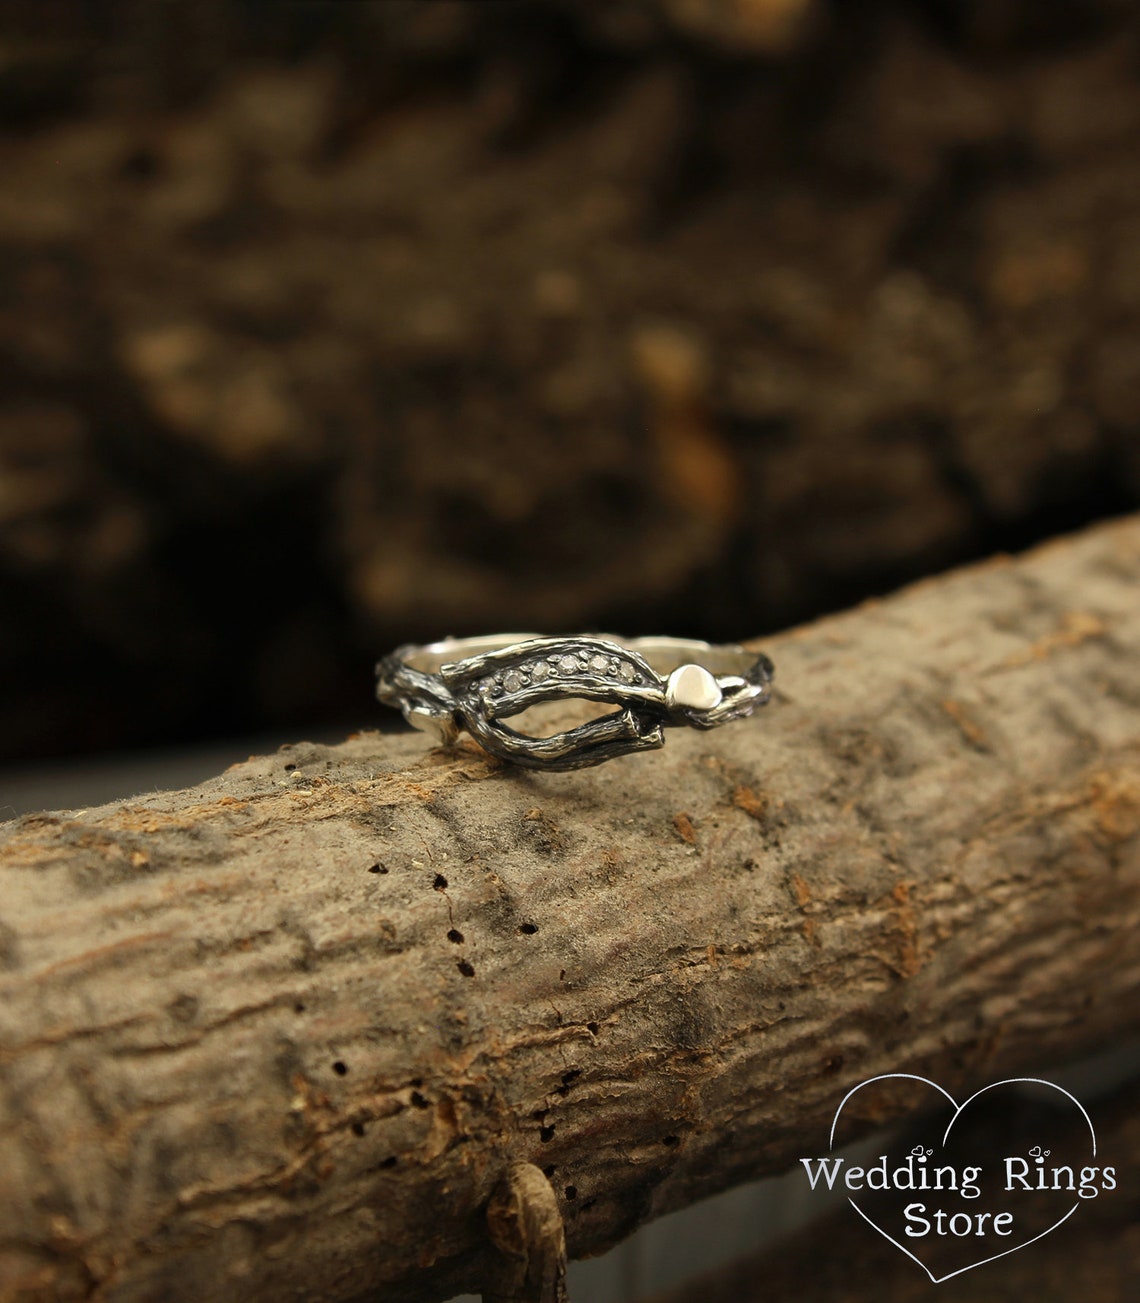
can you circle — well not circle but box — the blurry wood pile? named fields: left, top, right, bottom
left=1, top=0, right=1139, bottom=760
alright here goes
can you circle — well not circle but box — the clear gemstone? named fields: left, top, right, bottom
left=589, top=653, right=609, bottom=672
left=531, top=661, right=549, bottom=681
left=559, top=655, right=579, bottom=674
left=503, top=670, right=523, bottom=693
left=618, top=663, right=637, bottom=683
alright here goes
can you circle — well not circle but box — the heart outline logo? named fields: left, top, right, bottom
left=829, top=1074, right=1096, bottom=1284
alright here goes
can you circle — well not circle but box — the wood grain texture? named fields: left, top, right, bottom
left=2, top=515, right=1139, bottom=1302
left=484, top=1162, right=567, bottom=1303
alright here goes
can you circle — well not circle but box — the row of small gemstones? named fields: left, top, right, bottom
left=481, top=651, right=646, bottom=697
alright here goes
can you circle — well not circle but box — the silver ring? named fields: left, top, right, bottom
left=376, top=634, right=774, bottom=771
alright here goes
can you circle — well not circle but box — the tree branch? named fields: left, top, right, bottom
left=1, top=516, right=1139, bottom=1302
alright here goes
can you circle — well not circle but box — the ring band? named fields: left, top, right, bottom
left=376, top=634, right=774, bottom=771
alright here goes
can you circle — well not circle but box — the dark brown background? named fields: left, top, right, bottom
left=2, top=0, right=1139, bottom=765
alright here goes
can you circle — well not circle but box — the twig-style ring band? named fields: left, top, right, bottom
left=376, top=634, right=774, bottom=771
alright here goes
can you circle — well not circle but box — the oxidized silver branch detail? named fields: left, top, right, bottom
left=375, top=634, right=774, bottom=771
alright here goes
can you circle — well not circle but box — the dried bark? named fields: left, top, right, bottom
left=484, top=1163, right=567, bottom=1303
left=1, top=513, right=1139, bottom=1303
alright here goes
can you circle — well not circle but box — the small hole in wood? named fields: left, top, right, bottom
left=410, top=1091, right=429, bottom=1109
left=351, top=1121, right=366, bottom=1137
left=457, top=959, right=475, bottom=977
left=434, top=873, right=449, bottom=890
left=539, top=1124, right=555, bottom=1143
left=332, top=1061, right=348, bottom=1076
left=369, top=863, right=388, bottom=874
left=564, top=1185, right=577, bottom=1200
left=284, top=763, right=297, bottom=772
left=543, top=1164, right=556, bottom=1177
left=447, top=928, right=464, bottom=944
left=380, top=1156, right=397, bottom=1169
left=294, top=1002, right=306, bottom=1014
left=519, top=922, right=538, bottom=934
left=587, top=1022, right=599, bottom=1035
left=663, top=1134, right=680, bottom=1147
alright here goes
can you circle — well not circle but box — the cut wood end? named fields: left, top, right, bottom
left=485, top=1162, right=568, bottom=1303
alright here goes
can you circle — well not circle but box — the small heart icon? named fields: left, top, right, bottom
left=828, top=1075, right=1097, bottom=1284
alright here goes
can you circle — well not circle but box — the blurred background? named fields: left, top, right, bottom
left=1, top=0, right=1138, bottom=767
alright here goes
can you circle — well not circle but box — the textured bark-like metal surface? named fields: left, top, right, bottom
left=1, top=516, right=1139, bottom=1302
left=377, top=635, right=774, bottom=769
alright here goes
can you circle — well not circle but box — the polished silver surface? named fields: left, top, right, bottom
left=376, top=634, right=774, bottom=771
